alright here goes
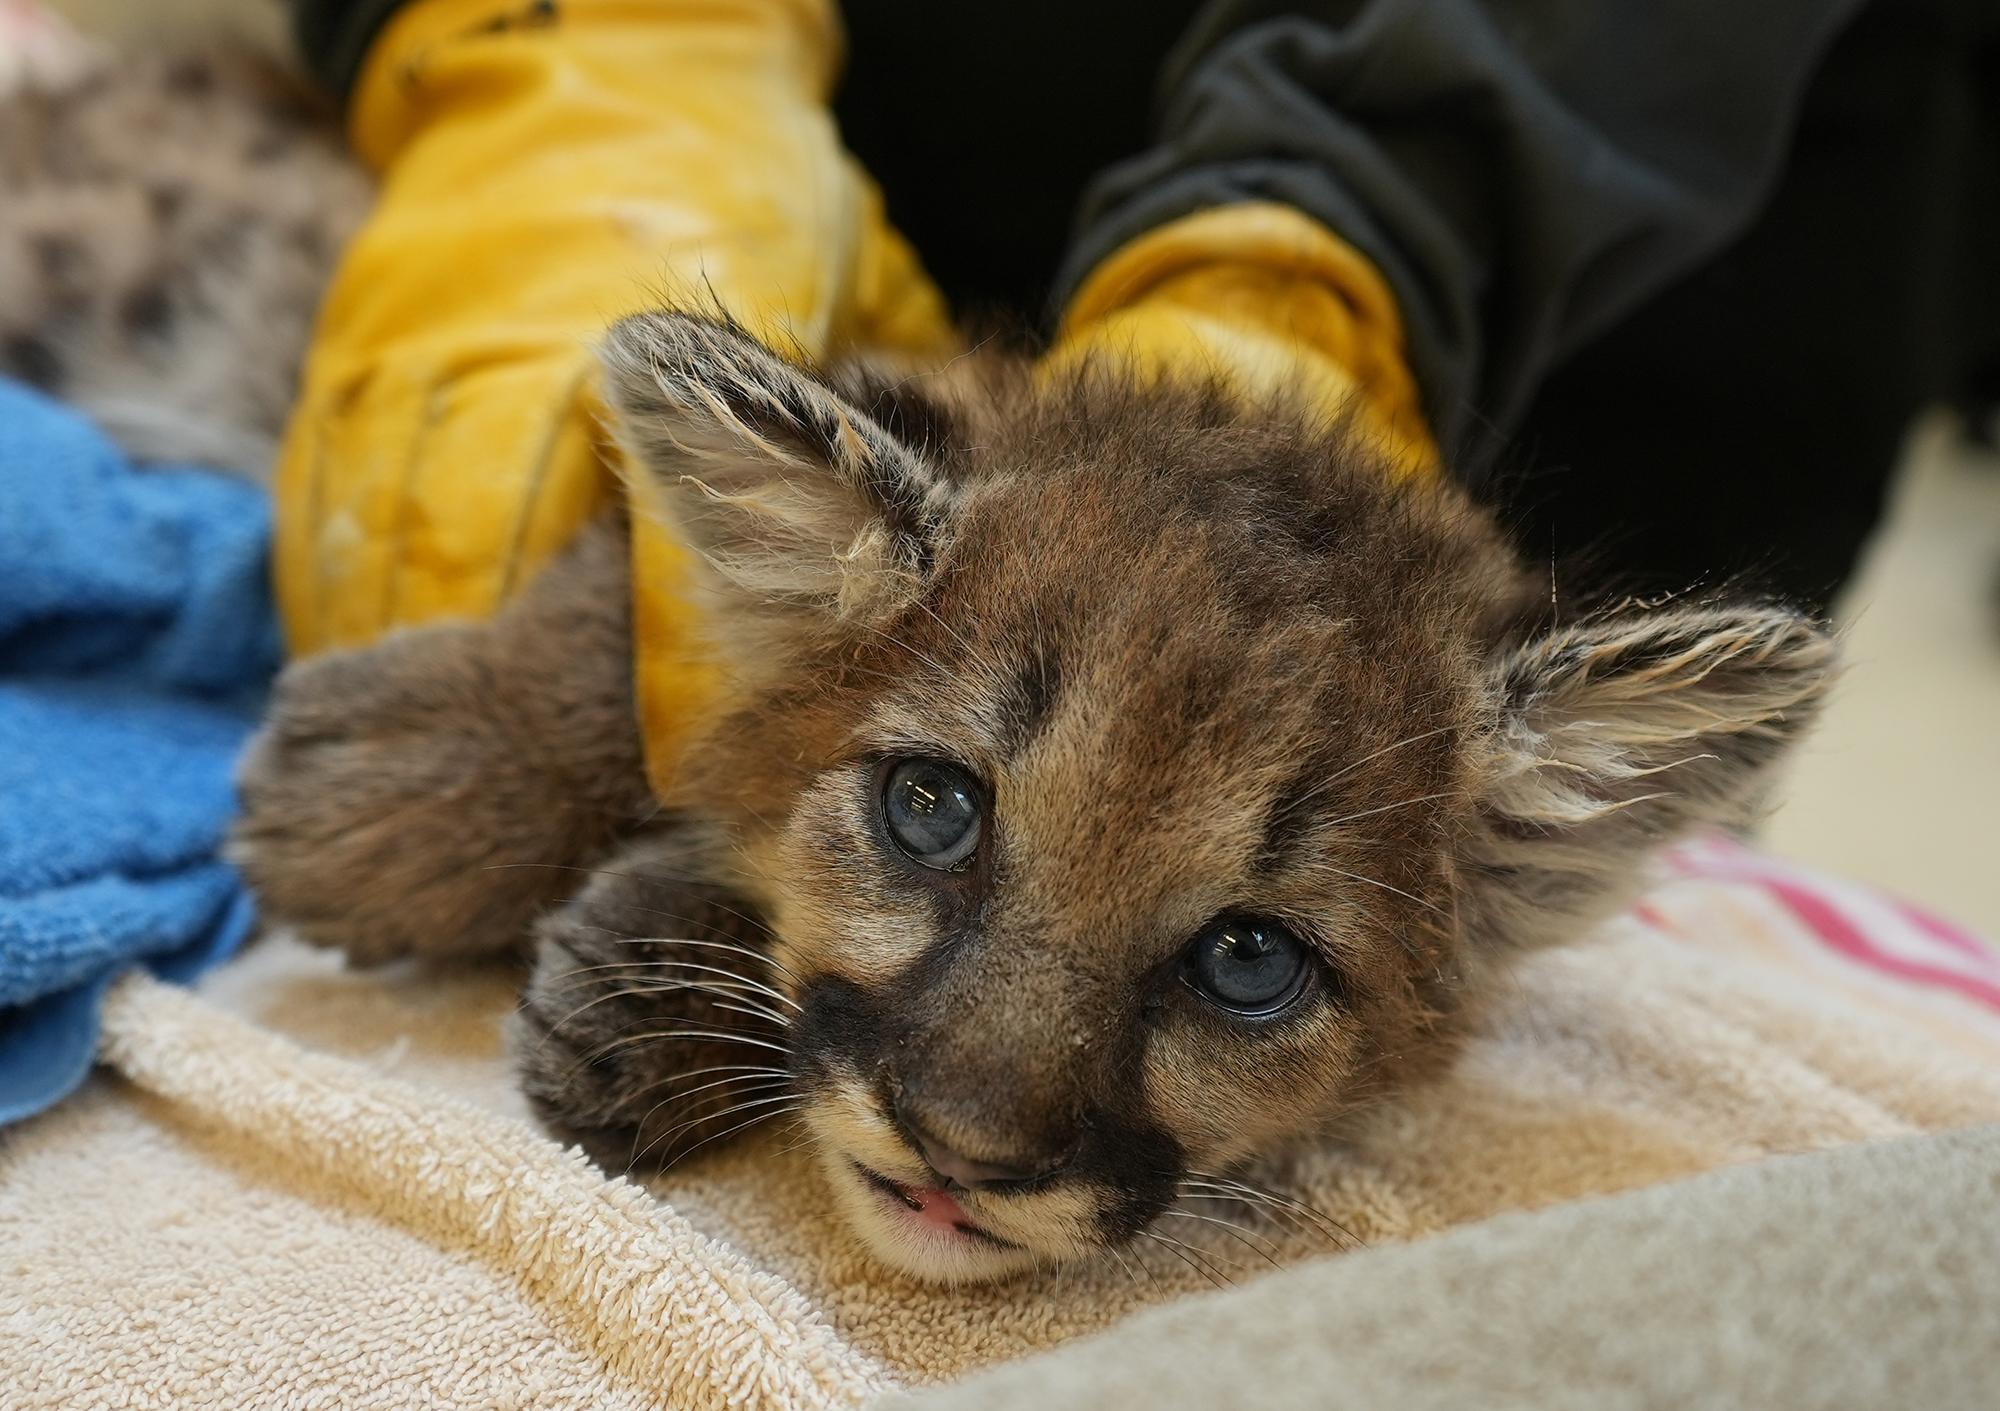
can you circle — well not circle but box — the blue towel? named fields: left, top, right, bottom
left=0, top=378, right=279, bottom=1125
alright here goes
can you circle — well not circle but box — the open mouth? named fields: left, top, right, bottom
left=852, top=1163, right=1022, bottom=1250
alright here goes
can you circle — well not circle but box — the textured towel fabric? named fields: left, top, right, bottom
left=891, top=1122, right=2000, bottom=1411
left=2, top=848, right=1998, bottom=1409
left=0, top=378, right=278, bottom=1124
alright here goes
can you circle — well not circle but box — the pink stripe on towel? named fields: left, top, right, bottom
left=1750, top=875, right=2000, bottom=1013
left=1658, top=836, right=2000, bottom=1014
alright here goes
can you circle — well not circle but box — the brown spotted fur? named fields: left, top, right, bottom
left=0, top=49, right=367, bottom=474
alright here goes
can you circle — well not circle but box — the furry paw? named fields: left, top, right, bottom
left=230, top=628, right=589, bottom=963
left=231, top=520, right=649, bottom=965
left=511, top=837, right=794, bottom=1173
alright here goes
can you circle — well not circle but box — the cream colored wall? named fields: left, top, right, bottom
left=1764, top=419, right=2000, bottom=934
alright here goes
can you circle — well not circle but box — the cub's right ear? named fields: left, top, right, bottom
left=599, top=312, right=953, bottom=662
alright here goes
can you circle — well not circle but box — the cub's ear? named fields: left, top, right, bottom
left=598, top=311, right=954, bottom=663
left=1462, top=602, right=1837, bottom=949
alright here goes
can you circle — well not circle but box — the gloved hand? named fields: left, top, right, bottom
left=278, top=0, right=1432, bottom=803
left=1048, top=203, right=1438, bottom=478
left=273, top=0, right=953, bottom=794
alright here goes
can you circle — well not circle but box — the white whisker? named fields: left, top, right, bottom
left=566, top=923, right=798, bottom=982
left=585, top=1026, right=793, bottom=1063
left=1180, top=1172, right=1364, bottom=1249
left=1312, top=864, right=1444, bottom=915
left=1138, top=1230, right=1233, bottom=1289
left=624, top=1073, right=791, bottom=1164
left=661, top=1101, right=806, bottom=1170
left=1316, top=790, right=1463, bottom=830
left=1160, top=1208, right=1285, bottom=1269
left=623, top=959, right=800, bottom=1009
left=634, top=1088, right=800, bottom=1165
left=548, top=956, right=799, bottom=1009
left=560, top=975, right=794, bottom=1030
left=1286, top=724, right=1459, bottom=813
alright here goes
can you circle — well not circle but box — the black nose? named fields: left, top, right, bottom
left=894, top=1099, right=1074, bottom=1189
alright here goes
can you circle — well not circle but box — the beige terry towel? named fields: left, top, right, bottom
left=4, top=856, right=2000, bottom=1409
left=895, top=1122, right=2000, bottom=1411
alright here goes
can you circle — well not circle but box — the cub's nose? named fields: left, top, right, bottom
left=893, top=1097, right=1075, bottom=1190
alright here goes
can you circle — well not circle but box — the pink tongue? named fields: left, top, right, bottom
left=907, top=1183, right=969, bottom=1228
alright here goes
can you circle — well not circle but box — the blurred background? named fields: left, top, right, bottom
left=1763, top=418, right=2000, bottom=935
left=47, top=0, right=2000, bottom=935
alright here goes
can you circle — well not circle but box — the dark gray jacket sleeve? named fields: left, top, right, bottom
left=1057, top=0, right=1869, bottom=466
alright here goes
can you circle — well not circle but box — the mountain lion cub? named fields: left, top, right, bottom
left=234, top=311, right=1834, bottom=1282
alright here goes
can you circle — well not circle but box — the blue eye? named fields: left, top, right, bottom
left=882, top=759, right=983, bottom=870
left=1185, top=918, right=1310, bottom=1015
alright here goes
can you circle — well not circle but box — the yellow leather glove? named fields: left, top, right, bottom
left=1049, top=203, right=1438, bottom=478
left=274, top=0, right=953, bottom=795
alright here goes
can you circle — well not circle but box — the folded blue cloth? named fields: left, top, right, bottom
left=0, top=378, right=279, bottom=1125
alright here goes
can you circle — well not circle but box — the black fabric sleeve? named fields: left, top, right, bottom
left=1056, top=0, right=1871, bottom=469
left=289, top=0, right=425, bottom=102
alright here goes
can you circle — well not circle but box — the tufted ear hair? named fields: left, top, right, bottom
left=599, top=311, right=956, bottom=666
left=1461, top=601, right=1837, bottom=949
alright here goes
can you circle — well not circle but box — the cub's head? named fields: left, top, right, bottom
left=598, top=312, right=1834, bottom=1282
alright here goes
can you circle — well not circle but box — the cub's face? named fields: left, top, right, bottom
left=721, top=439, right=1500, bottom=1283
left=598, top=313, right=1833, bottom=1282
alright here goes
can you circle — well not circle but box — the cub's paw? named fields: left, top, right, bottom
left=231, top=629, right=562, bottom=963
left=511, top=837, right=794, bottom=1173
left=231, top=518, right=648, bottom=966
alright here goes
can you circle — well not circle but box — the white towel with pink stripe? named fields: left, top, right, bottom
left=1648, top=834, right=2000, bottom=1057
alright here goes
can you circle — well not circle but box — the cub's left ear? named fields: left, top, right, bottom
left=599, top=311, right=954, bottom=664
left=1462, top=602, right=1837, bottom=949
